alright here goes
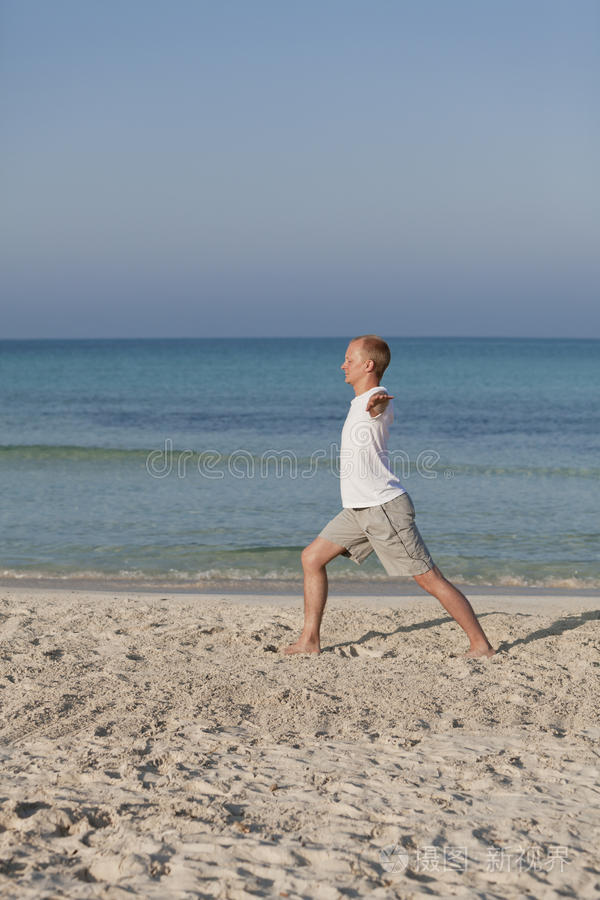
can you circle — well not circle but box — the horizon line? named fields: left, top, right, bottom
left=1, top=335, right=599, bottom=342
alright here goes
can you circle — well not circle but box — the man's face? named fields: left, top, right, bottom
left=341, top=341, right=369, bottom=385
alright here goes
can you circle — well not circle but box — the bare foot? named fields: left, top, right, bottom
left=282, top=639, right=320, bottom=655
left=463, top=646, right=496, bottom=659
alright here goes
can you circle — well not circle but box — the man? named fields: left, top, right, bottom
left=283, top=334, right=495, bottom=658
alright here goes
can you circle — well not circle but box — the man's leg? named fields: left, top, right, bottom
left=414, top=565, right=495, bottom=658
left=282, top=537, right=346, bottom=655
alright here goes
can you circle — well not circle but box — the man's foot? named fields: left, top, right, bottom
left=282, top=638, right=320, bottom=655
left=463, top=645, right=496, bottom=659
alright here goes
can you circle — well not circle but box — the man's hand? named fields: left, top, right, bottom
left=366, top=391, right=394, bottom=417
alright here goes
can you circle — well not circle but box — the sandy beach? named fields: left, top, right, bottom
left=0, top=585, right=598, bottom=898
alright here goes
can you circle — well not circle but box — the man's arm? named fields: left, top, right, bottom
left=365, top=392, right=394, bottom=418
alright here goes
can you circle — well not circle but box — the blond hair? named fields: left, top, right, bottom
left=351, top=334, right=391, bottom=379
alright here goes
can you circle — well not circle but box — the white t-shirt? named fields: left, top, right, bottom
left=339, top=385, right=406, bottom=508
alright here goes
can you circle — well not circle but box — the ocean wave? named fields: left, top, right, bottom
left=450, top=573, right=600, bottom=590
left=1, top=444, right=598, bottom=479
left=0, top=445, right=153, bottom=462
left=2, top=566, right=599, bottom=591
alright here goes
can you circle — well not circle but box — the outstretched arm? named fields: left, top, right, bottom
left=365, top=391, right=394, bottom=418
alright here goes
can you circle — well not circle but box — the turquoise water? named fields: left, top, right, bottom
left=0, top=338, right=598, bottom=589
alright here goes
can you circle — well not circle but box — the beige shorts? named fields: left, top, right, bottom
left=319, top=492, right=434, bottom=577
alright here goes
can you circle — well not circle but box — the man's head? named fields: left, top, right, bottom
left=341, top=335, right=391, bottom=390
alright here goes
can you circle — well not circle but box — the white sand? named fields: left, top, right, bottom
left=0, top=586, right=598, bottom=898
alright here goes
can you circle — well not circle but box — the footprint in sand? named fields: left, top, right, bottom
left=334, top=644, right=384, bottom=658
left=14, top=800, right=51, bottom=819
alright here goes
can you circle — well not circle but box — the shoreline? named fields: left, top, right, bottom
left=1, top=584, right=599, bottom=621
left=2, top=584, right=599, bottom=623
left=1, top=574, right=598, bottom=600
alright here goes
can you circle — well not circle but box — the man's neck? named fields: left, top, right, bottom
left=353, top=375, right=380, bottom=397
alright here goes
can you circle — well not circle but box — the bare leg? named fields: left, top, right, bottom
left=282, top=538, right=345, bottom=655
left=414, top=565, right=495, bottom=658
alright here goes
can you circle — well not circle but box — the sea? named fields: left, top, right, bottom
left=0, top=338, right=598, bottom=593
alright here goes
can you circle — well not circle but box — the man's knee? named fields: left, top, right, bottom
left=414, top=564, right=444, bottom=593
left=301, top=543, right=322, bottom=571
left=301, top=540, right=338, bottom=571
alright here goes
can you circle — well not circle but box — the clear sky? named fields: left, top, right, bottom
left=2, top=0, right=599, bottom=338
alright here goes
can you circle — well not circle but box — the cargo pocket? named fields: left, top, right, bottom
left=381, top=503, right=427, bottom=561
left=397, top=523, right=428, bottom=561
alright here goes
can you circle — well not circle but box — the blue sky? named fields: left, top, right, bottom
left=2, top=0, right=599, bottom=338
